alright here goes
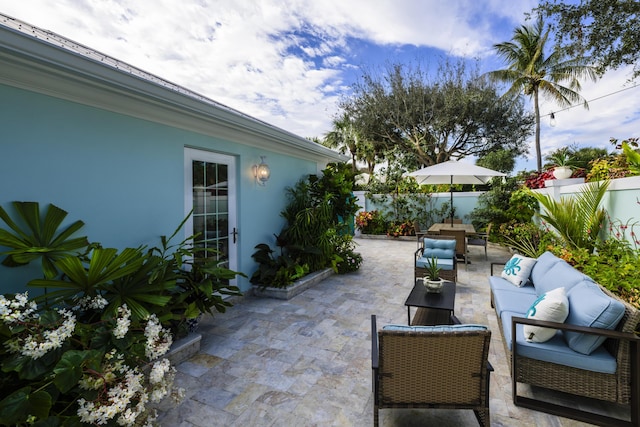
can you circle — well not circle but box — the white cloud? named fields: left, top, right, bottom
left=2, top=0, right=637, bottom=170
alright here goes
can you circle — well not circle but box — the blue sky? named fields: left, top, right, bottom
left=2, top=0, right=638, bottom=173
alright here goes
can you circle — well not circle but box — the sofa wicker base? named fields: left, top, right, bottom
left=494, top=311, right=640, bottom=427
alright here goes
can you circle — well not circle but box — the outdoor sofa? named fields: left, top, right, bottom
left=489, top=251, right=640, bottom=426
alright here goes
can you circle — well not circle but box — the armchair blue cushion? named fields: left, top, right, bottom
left=417, top=238, right=456, bottom=271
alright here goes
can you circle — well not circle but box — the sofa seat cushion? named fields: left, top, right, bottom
left=501, top=254, right=537, bottom=287
left=531, top=252, right=594, bottom=296
left=500, top=310, right=617, bottom=374
left=490, top=276, right=536, bottom=295
left=564, top=282, right=626, bottom=355
left=416, top=256, right=454, bottom=271
left=491, top=287, right=538, bottom=317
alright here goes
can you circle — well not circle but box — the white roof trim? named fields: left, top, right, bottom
left=0, top=14, right=347, bottom=162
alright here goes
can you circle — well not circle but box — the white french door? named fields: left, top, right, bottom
left=184, top=148, right=237, bottom=285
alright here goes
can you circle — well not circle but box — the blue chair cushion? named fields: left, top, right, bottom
left=416, top=256, right=454, bottom=270
left=422, top=247, right=454, bottom=259
left=564, top=282, right=626, bottom=355
left=424, top=238, right=456, bottom=251
left=500, top=310, right=617, bottom=374
left=383, top=324, right=488, bottom=333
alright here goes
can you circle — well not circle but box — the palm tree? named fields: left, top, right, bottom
left=485, top=17, right=598, bottom=171
left=322, top=113, right=359, bottom=172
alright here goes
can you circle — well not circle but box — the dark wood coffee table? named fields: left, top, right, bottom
left=404, top=279, right=456, bottom=325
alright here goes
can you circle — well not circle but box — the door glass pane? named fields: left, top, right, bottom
left=192, top=160, right=229, bottom=266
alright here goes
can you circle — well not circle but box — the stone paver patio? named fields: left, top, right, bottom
left=156, top=237, right=624, bottom=426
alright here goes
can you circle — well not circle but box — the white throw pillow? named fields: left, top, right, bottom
left=523, top=287, right=569, bottom=343
left=501, top=254, right=537, bottom=287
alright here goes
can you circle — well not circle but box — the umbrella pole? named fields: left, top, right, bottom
left=450, top=176, right=454, bottom=226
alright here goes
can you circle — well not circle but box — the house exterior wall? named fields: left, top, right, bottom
left=0, top=85, right=334, bottom=295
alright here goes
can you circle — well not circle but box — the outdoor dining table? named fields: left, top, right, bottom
left=427, top=223, right=476, bottom=233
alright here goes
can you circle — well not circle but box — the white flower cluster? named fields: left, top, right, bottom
left=148, top=359, right=176, bottom=403
left=74, top=294, right=109, bottom=311
left=77, top=350, right=176, bottom=426
left=20, top=309, right=76, bottom=359
left=0, top=292, right=38, bottom=323
left=144, top=314, right=172, bottom=361
left=2, top=293, right=76, bottom=360
left=113, top=304, right=132, bottom=339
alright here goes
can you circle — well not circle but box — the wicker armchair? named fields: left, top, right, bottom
left=415, top=235, right=457, bottom=282
left=371, top=315, right=492, bottom=426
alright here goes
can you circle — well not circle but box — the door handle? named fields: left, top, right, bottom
left=232, top=227, right=238, bottom=244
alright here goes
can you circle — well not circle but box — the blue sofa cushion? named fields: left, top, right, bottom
left=500, top=310, right=617, bottom=374
left=416, top=256, right=454, bottom=270
left=489, top=276, right=536, bottom=296
left=530, top=251, right=563, bottom=285
left=491, top=285, right=537, bottom=317
left=383, top=324, right=488, bottom=333
left=564, top=282, right=626, bottom=355
left=501, top=254, right=537, bottom=287
left=531, top=253, right=593, bottom=296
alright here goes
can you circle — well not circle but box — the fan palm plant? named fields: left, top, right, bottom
left=485, top=17, right=598, bottom=171
left=529, top=180, right=609, bottom=252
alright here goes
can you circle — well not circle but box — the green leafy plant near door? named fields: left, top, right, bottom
left=251, top=163, right=362, bottom=288
left=0, top=201, right=242, bottom=426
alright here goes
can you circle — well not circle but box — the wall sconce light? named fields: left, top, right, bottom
left=550, top=112, right=557, bottom=127
left=253, top=156, right=271, bottom=186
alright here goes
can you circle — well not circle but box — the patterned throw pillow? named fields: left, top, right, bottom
left=523, top=287, right=569, bottom=343
left=501, top=254, right=537, bottom=287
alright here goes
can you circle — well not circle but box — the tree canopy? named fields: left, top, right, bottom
left=536, top=0, right=640, bottom=80
left=337, top=59, right=534, bottom=171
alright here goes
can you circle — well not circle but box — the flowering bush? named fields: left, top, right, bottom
left=0, top=202, right=243, bottom=425
left=0, top=293, right=183, bottom=426
left=355, top=210, right=387, bottom=234
left=386, top=220, right=414, bottom=237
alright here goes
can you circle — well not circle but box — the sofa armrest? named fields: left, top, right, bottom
left=511, top=316, right=640, bottom=342
left=490, top=262, right=506, bottom=276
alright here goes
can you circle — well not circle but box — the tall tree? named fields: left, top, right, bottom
left=340, top=59, right=533, bottom=169
left=322, top=113, right=359, bottom=172
left=536, top=0, right=640, bottom=80
left=485, top=17, right=598, bottom=171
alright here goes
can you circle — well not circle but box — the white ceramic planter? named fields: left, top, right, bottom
left=553, top=166, right=573, bottom=179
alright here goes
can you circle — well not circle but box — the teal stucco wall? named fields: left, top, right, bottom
left=0, top=84, right=318, bottom=293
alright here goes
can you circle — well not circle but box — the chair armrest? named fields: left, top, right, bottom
left=491, top=262, right=507, bottom=276
left=414, top=247, right=424, bottom=259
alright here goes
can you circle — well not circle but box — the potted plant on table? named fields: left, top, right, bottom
left=423, top=256, right=444, bottom=293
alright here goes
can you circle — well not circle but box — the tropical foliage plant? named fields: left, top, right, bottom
left=529, top=180, right=609, bottom=252
left=251, top=163, right=362, bottom=288
left=0, top=202, right=243, bottom=425
left=0, top=202, right=91, bottom=279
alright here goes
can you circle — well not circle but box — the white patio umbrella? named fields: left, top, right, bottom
left=408, top=160, right=506, bottom=225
